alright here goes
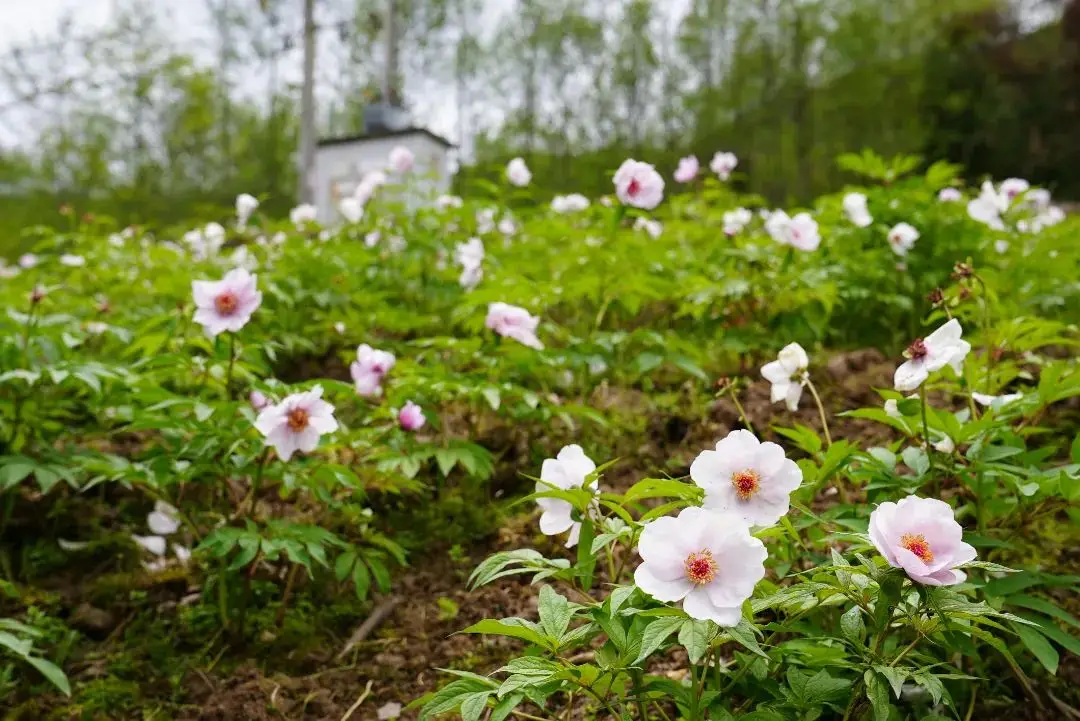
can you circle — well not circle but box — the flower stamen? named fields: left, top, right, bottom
left=731, top=469, right=761, bottom=500
left=684, top=550, right=717, bottom=585
left=900, top=533, right=934, bottom=563
left=286, top=407, right=310, bottom=432
left=627, top=178, right=641, bottom=197
left=215, top=291, right=239, bottom=316
left=905, top=338, right=928, bottom=360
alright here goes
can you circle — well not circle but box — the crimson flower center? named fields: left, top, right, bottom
left=900, top=533, right=934, bottom=563
left=731, top=468, right=761, bottom=501
left=684, top=550, right=717, bottom=585
left=627, top=178, right=641, bottom=196
left=286, top=407, right=310, bottom=432
left=215, top=291, right=239, bottom=316
left=906, top=338, right=928, bottom=360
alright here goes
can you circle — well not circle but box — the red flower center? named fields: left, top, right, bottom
left=286, top=408, right=310, bottom=432
left=215, top=291, right=239, bottom=316
left=684, top=550, right=717, bottom=585
left=906, top=338, right=928, bottom=360
left=731, top=469, right=761, bottom=500
left=900, top=533, right=934, bottom=563
left=627, top=178, right=641, bottom=197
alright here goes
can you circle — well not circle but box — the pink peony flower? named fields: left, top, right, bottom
left=485, top=302, right=543, bottom=350
left=869, top=495, right=976, bottom=585
left=191, top=268, right=262, bottom=337
left=766, top=210, right=820, bottom=251
left=710, top=151, right=738, bottom=180
left=250, top=390, right=269, bottom=411
left=388, top=145, right=415, bottom=173
left=674, top=155, right=699, bottom=183
left=613, top=159, right=664, bottom=210
left=690, top=429, right=803, bottom=528
left=350, top=344, right=396, bottom=397
left=254, top=385, right=338, bottom=461
left=634, top=506, right=766, bottom=626
left=398, top=401, right=425, bottom=431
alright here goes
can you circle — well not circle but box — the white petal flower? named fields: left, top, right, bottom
left=972, top=392, right=1022, bottom=409
left=377, top=702, right=403, bottom=720
left=339, top=197, right=363, bottom=223
left=486, top=302, right=543, bottom=350
left=842, top=192, right=873, bottom=228
left=507, top=157, right=532, bottom=187
left=722, top=207, right=753, bottom=235
left=633, top=217, right=662, bottom=239
left=634, top=506, right=765, bottom=626
left=894, top=319, right=971, bottom=391
left=760, top=343, right=810, bottom=411
left=709, top=151, right=738, bottom=181
left=536, top=445, right=598, bottom=548
left=887, top=222, right=920, bottom=256
left=191, top=268, right=262, bottom=337
left=690, top=430, right=803, bottom=528
left=147, top=500, right=181, bottom=536
left=133, top=534, right=167, bottom=556
left=290, top=203, right=318, bottom=228
left=938, top=188, right=962, bottom=202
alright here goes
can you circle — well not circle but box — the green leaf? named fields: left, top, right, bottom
left=481, top=387, right=501, bottom=410
left=634, top=616, right=684, bottom=664
left=678, top=618, right=715, bottom=664
left=872, top=664, right=908, bottom=698
left=538, top=585, right=573, bottom=641
left=576, top=519, right=596, bottom=592
left=461, top=619, right=547, bottom=648
left=352, top=560, right=371, bottom=601
left=841, top=605, right=865, bottom=644
left=491, top=692, right=524, bottom=721
left=1007, top=595, right=1080, bottom=630
left=864, top=669, right=892, bottom=721
left=0, top=460, right=36, bottom=490
left=459, top=691, right=491, bottom=721
left=1012, top=622, right=1059, bottom=675
left=334, top=550, right=356, bottom=581
left=727, top=619, right=767, bottom=659
left=24, top=655, right=71, bottom=696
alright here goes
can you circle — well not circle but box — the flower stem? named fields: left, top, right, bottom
left=728, top=386, right=755, bottom=434
left=918, top=385, right=936, bottom=494
left=806, top=379, right=832, bottom=446
left=225, top=332, right=237, bottom=399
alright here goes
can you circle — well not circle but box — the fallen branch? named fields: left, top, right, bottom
left=335, top=597, right=401, bottom=661
left=340, top=679, right=374, bottom=721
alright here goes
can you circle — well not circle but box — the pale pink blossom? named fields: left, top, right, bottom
left=634, top=506, right=765, bottom=626
left=18, top=253, right=38, bottom=269
left=250, top=390, right=269, bottom=411
left=191, top=268, right=262, bottom=337
left=869, top=495, right=976, bottom=585
left=388, top=145, right=415, bottom=173
left=254, top=385, right=338, bottom=461
left=485, top=302, right=543, bottom=350
left=350, top=344, right=396, bottom=397
left=723, top=208, right=753, bottom=235
left=633, top=216, right=662, bottom=239
left=766, top=210, right=820, bottom=251
left=398, top=401, right=425, bottom=431
left=613, top=159, right=664, bottom=210
left=938, top=188, right=962, bottom=202
left=674, top=155, right=699, bottom=183
left=507, top=157, right=532, bottom=187
left=999, top=177, right=1029, bottom=204
left=690, top=430, right=802, bottom=528
left=710, top=151, right=738, bottom=180
left=535, top=445, right=598, bottom=548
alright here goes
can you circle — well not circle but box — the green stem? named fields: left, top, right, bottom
left=728, top=386, right=755, bottom=434
left=225, top=332, right=237, bottom=399
left=218, top=560, right=230, bottom=632
left=918, top=385, right=936, bottom=495
left=630, top=669, right=649, bottom=721
left=247, top=448, right=270, bottom=516
left=806, top=379, right=832, bottom=446
left=889, top=635, right=921, bottom=666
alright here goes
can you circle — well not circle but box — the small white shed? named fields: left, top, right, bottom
left=313, top=125, right=456, bottom=222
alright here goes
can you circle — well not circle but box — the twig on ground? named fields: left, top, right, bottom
left=340, top=679, right=374, bottom=721
left=335, top=596, right=401, bottom=661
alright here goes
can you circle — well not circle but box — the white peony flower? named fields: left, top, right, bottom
left=132, top=534, right=167, bottom=556
left=760, top=342, right=809, bottom=411
left=387, top=145, right=414, bottom=174
left=766, top=211, right=820, bottom=251
left=236, top=193, right=259, bottom=226
left=633, top=216, right=662, bottom=239
left=551, top=194, right=590, bottom=213
left=709, top=151, right=738, bottom=181
left=147, top=501, right=180, bottom=536
left=894, top=319, right=971, bottom=391
left=290, top=203, right=318, bottom=228
left=506, top=157, right=531, bottom=187
left=937, top=188, right=962, bottom=202
left=843, top=192, right=873, bottom=228
left=887, top=222, right=920, bottom=256
left=690, top=430, right=803, bottom=528
left=634, top=506, right=765, bottom=626
left=722, top=207, right=753, bottom=235
left=339, top=197, right=363, bottom=223
left=535, top=445, right=597, bottom=548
